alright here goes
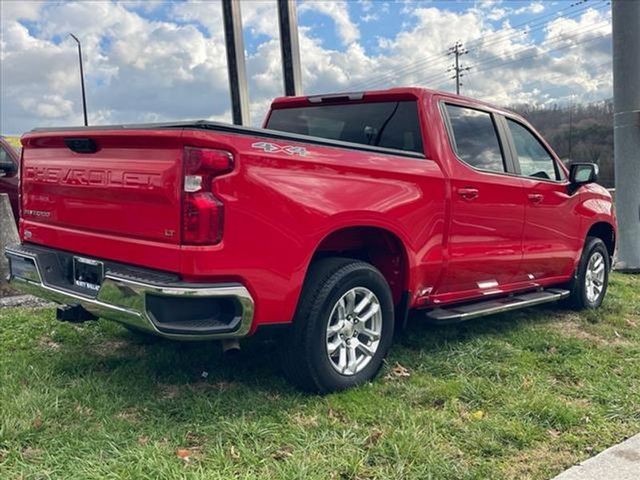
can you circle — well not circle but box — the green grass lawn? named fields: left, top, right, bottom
left=1, top=273, right=639, bottom=479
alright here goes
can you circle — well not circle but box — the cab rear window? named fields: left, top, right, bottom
left=266, top=101, right=424, bottom=154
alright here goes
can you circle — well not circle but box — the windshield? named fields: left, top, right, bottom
left=266, top=101, right=424, bottom=154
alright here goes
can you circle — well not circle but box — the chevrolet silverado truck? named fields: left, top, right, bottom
left=4, top=88, right=616, bottom=393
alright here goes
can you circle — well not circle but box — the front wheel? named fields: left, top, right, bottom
left=281, top=258, right=395, bottom=393
left=566, top=236, right=610, bottom=309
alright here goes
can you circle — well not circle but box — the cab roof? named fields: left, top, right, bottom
left=269, top=87, right=516, bottom=118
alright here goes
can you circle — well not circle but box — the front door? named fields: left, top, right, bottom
left=434, top=103, right=526, bottom=302
left=504, top=118, right=582, bottom=282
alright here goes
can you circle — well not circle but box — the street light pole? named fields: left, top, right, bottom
left=69, top=33, right=88, bottom=126
left=221, top=0, right=250, bottom=126
left=277, top=0, right=302, bottom=96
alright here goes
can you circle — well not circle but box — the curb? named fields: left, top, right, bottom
left=552, top=433, right=640, bottom=480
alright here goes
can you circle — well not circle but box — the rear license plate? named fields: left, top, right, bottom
left=73, top=256, right=104, bottom=292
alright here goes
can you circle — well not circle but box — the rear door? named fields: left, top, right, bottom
left=434, top=103, right=526, bottom=301
left=503, top=117, right=582, bottom=281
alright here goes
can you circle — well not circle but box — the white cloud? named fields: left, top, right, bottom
left=0, top=0, right=612, bottom=135
left=299, top=0, right=360, bottom=45
left=117, top=0, right=165, bottom=13
left=0, top=1, right=43, bottom=23
left=241, top=1, right=280, bottom=39
left=514, top=2, right=545, bottom=15
left=477, top=0, right=502, bottom=8
left=475, top=0, right=545, bottom=22
left=21, top=94, right=75, bottom=119
left=171, top=0, right=279, bottom=41
left=487, top=8, right=507, bottom=21
left=358, top=0, right=374, bottom=13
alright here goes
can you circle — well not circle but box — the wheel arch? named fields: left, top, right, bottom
left=586, top=221, right=616, bottom=260
left=306, top=225, right=412, bottom=307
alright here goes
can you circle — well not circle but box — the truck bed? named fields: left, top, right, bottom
left=29, top=120, right=425, bottom=159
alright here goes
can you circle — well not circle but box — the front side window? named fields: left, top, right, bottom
left=507, top=119, right=560, bottom=181
left=445, top=104, right=505, bottom=173
left=266, top=101, right=424, bottom=154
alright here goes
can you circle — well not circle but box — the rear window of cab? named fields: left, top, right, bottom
left=266, top=101, right=424, bottom=154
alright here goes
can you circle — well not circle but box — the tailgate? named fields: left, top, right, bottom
left=21, top=130, right=184, bottom=244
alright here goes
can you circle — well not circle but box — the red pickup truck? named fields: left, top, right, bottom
left=5, top=88, right=616, bottom=392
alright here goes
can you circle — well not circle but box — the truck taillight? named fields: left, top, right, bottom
left=182, top=147, right=234, bottom=245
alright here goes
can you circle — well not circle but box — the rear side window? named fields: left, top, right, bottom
left=266, top=101, right=424, bottom=154
left=445, top=104, right=505, bottom=173
left=506, top=119, right=560, bottom=181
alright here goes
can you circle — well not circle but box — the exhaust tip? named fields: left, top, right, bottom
left=221, top=339, right=241, bottom=355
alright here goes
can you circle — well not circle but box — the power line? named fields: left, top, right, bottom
left=409, top=20, right=611, bottom=89
left=411, top=27, right=609, bottom=89
left=469, top=25, right=610, bottom=75
left=412, top=29, right=611, bottom=90
left=350, top=0, right=609, bottom=92
left=350, top=0, right=606, bottom=90
left=357, top=1, right=610, bottom=92
left=520, top=59, right=612, bottom=90
left=465, top=0, right=608, bottom=53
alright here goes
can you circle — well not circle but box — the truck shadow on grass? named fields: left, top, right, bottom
left=398, top=303, right=563, bottom=351
left=43, top=302, right=570, bottom=405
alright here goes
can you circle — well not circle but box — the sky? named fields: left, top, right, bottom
left=0, top=0, right=613, bottom=135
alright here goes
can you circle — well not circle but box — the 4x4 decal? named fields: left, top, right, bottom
left=251, top=142, right=309, bottom=157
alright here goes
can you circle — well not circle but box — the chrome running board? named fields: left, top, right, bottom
left=425, top=288, right=570, bottom=323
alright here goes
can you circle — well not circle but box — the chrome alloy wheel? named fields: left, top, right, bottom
left=325, top=287, right=383, bottom=376
left=585, top=251, right=606, bottom=303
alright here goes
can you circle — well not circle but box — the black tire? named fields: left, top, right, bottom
left=281, top=258, right=395, bottom=393
left=565, top=236, right=610, bottom=309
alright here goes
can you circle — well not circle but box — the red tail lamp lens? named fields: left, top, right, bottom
left=182, top=147, right=233, bottom=245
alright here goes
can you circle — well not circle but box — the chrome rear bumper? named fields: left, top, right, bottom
left=4, top=244, right=254, bottom=340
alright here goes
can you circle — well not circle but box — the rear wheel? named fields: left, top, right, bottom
left=566, top=236, right=610, bottom=309
left=281, top=258, right=395, bottom=393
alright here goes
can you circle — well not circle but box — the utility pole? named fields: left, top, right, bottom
left=277, top=0, right=302, bottom=96
left=612, top=0, right=640, bottom=272
left=568, top=96, right=574, bottom=160
left=447, top=41, right=470, bottom=95
left=222, top=0, right=250, bottom=126
left=69, top=33, right=88, bottom=126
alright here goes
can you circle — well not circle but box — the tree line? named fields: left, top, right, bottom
left=510, top=100, right=614, bottom=187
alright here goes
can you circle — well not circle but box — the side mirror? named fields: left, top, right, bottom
left=569, top=162, right=598, bottom=188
